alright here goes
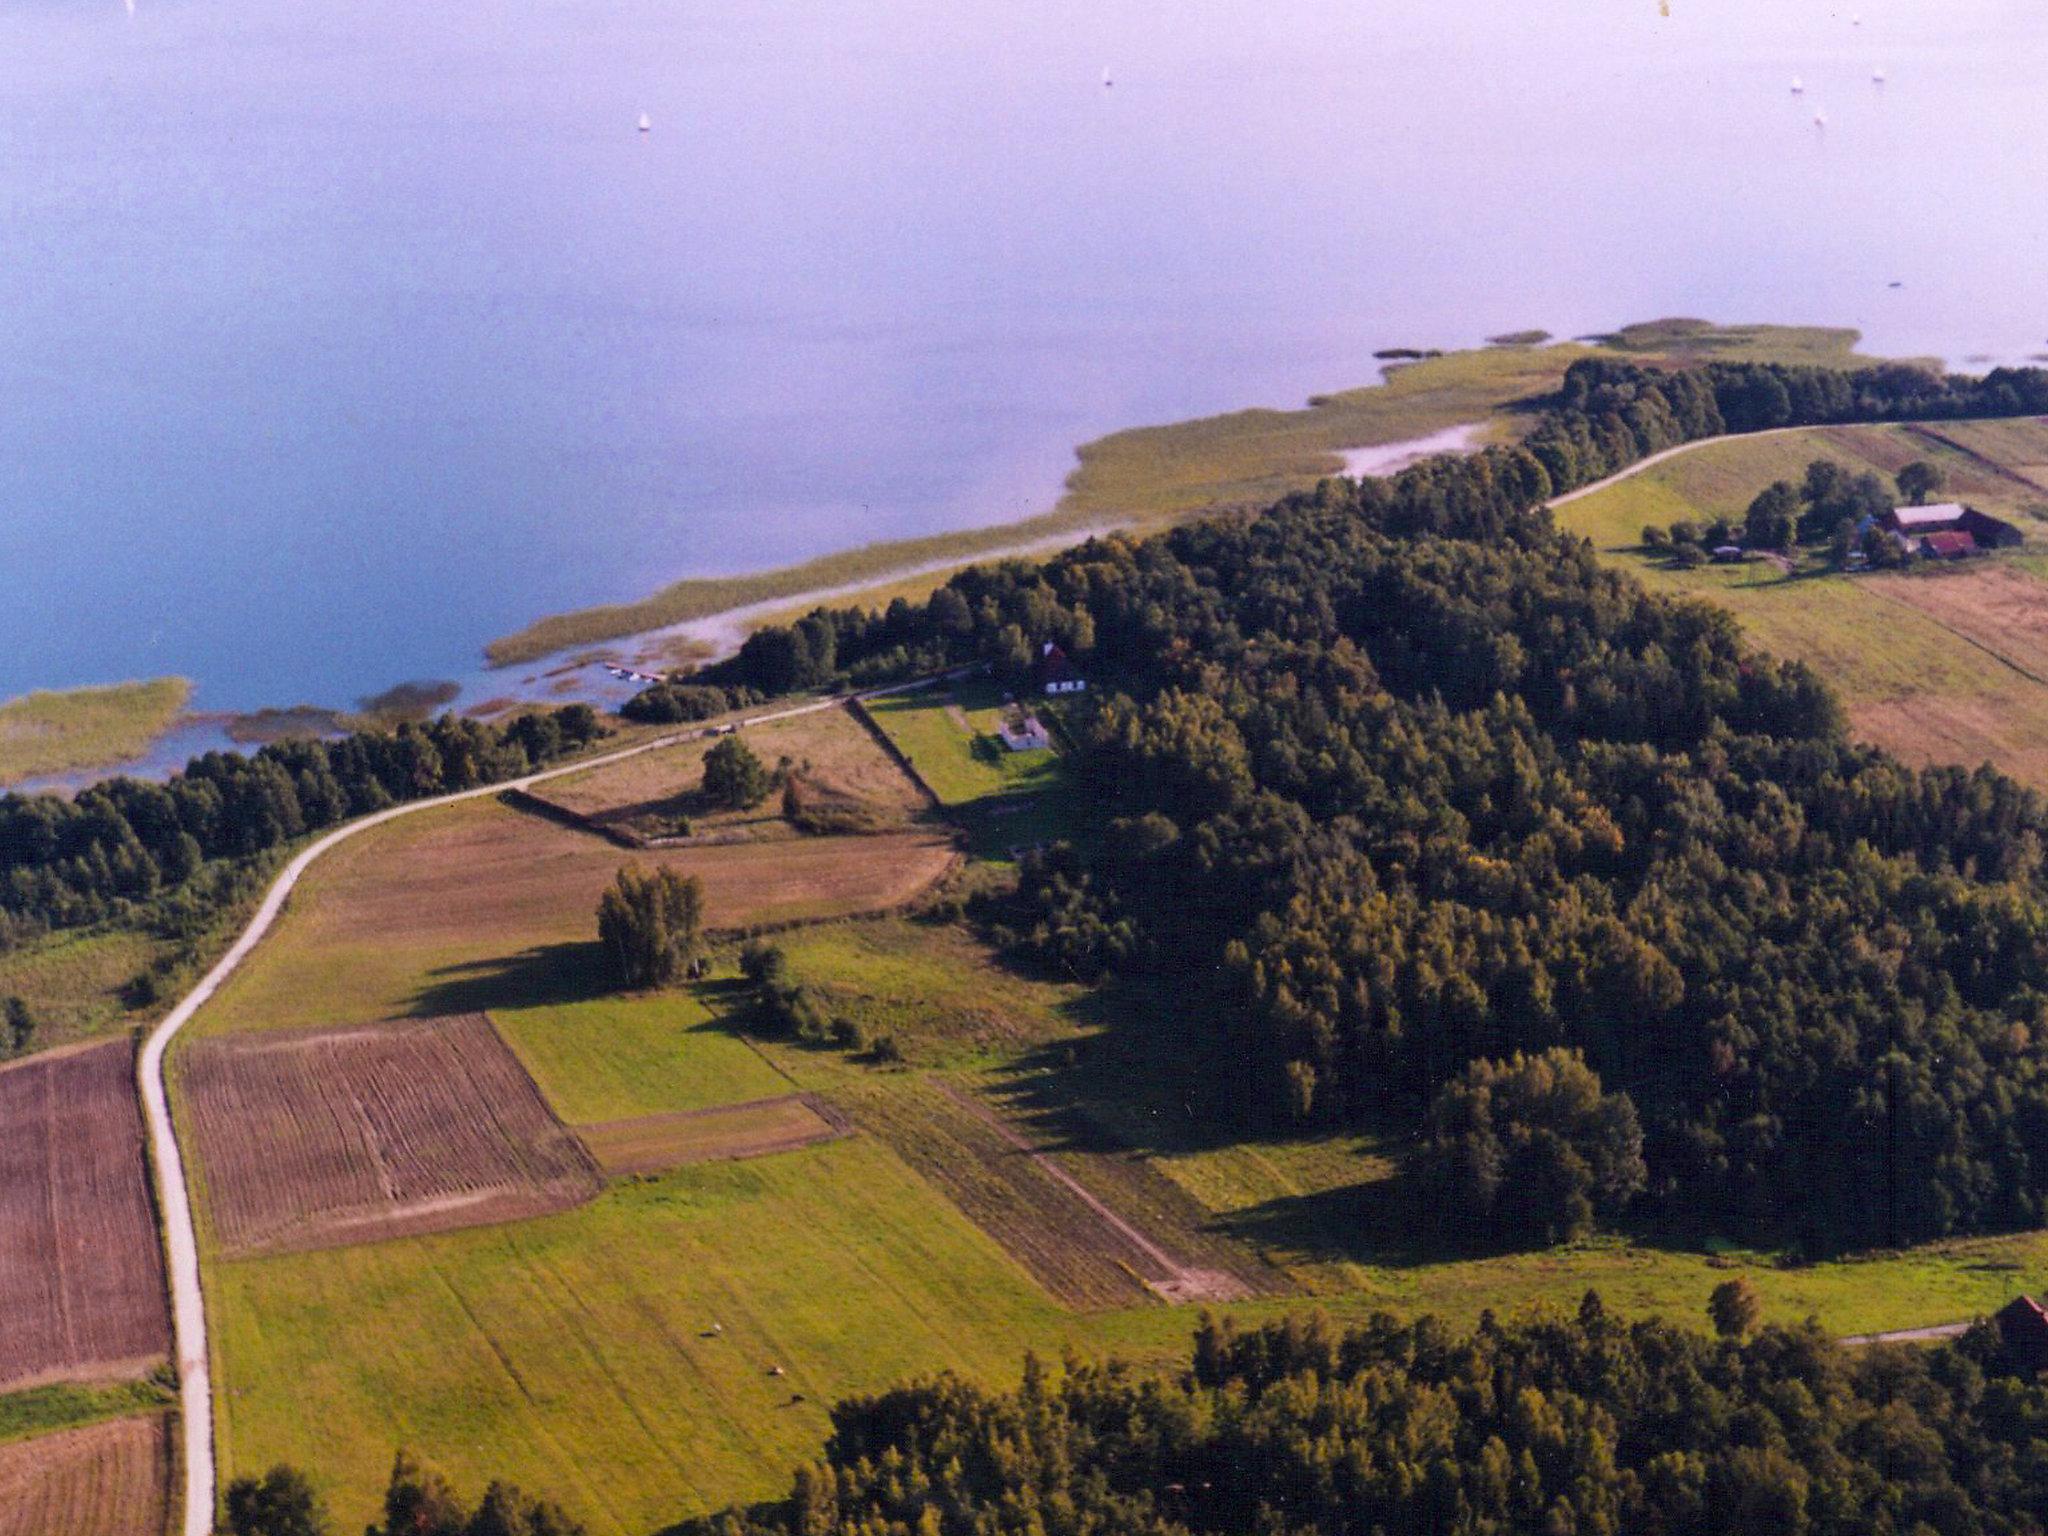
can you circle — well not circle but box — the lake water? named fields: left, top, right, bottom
left=3, top=0, right=2045, bottom=718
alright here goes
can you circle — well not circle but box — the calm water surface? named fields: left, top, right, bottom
left=1, top=0, right=2044, bottom=713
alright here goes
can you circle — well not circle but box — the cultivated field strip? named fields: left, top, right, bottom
left=0, top=1412, right=173, bottom=1536
left=849, top=1076, right=1280, bottom=1309
left=0, top=1040, right=171, bottom=1392
left=182, top=1014, right=602, bottom=1255
left=578, top=1093, right=850, bottom=1176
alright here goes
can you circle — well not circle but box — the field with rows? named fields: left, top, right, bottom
left=0, top=1041, right=170, bottom=1394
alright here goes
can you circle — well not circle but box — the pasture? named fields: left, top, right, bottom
left=179, top=1013, right=601, bottom=1256
left=0, top=1413, right=172, bottom=1536
left=0, top=1040, right=170, bottom=1394
left=1555, top=418, right=2048, bottom=789
left=491, top=989, right=791, bottom=1124
left=187, top=796, right=956, bottom=1036
left=207, top=1136, right=1202, bottom=1536
left=534, top=703, right=926, bottom=844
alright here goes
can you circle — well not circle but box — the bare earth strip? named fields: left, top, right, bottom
left=578, top=1094, right=849, bottom=1176
left=0, top=1412, right=173, bottom=1536
left=0, top=1040, right=171, bottom=1393
left=181, top=1014, right=602, bottom=1257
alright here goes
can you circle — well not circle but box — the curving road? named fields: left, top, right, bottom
left=135, top=674, right=960, bottom=1534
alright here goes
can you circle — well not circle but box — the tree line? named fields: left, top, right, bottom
left=639, top=355, right=2048, bottom=1253
left=697, top=1303, right=2048, bottom=1536
left=0, top=706, right=606, bottom=943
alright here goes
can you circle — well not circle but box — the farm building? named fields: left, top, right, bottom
left=1036, top=642, right=1086, bottom=696
left=997, top=710, right=1051, bottom=752
left=1885, top=502, right=2024, bottom=549
left=1996, top=1294, right=2048, bottom=1373
left=1916, top=530, right=1981, bottom=561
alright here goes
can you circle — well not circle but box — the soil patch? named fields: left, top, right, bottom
left=0, top=1413, right=172, bottom=1536
left=578, top=1094, right=849, bottom=1176
left=182, top=1013, right=603, bottom=1256
left=0, top=1041, right=171, bottom=1393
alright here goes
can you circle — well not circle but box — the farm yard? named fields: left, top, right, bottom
left=861, top=678, right=1075, bottom=854
left=1555, top=418, right=2048, bottom=790
left=0, top=1040, right=170, bottom=1395
left=532, top=702, right=928, bottom=844
left=179, top=1014, right=602, bottom=1256
left=0, top=1412, right=172, bottom=1536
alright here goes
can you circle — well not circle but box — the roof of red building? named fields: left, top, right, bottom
left=1920, top=530, right=1978, bottom=556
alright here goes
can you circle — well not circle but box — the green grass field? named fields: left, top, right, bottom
left=0, top=677, right=191, bottom=786
left=492, top=990, right=791, bottom=1123
left=485, top=323, right=1880, bottom=666
left=0, top=1379, right=173, bottom=1450
left=860, top=680, right=1078, bottom=859
left=0, top=925, right=166, bottom=1054
left=208, top=1137, right=1199, bottom=1536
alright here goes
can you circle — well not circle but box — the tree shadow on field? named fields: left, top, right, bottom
left=407, top=940, right=613, bottom=1016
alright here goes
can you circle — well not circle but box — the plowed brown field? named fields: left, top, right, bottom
left=578, top=1093, right=849, bottom=1175
left=0, top=1041, right=171, bottom=1392
left=182, top=1013, right=602, bottom=1255
left=0, top=1413, right=172, bottom=1536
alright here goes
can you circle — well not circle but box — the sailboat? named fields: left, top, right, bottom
left=1872, top=66, right=1887, bottom=83
left=1101, top=66, right=1113, bottom=88
left=1813, top=109, right=1828, bottom=127
left=1790, top=75, right=1804, bottom=93
left=638, top=112, right=652, bottom=133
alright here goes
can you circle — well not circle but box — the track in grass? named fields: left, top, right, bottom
left=0, top=1040, right=171, bottom=1393
left=181, top=1013, right=602, bottom=1256
left=579, top=1094, right=849, bottom=1176
left=0, top=1412, right=173, bottom=1536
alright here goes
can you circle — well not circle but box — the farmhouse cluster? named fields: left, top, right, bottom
left=1863, top=502, right=2024, bottom=562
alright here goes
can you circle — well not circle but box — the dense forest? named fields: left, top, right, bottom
left=700, top=1305, right=2048, bottom=1536
left=0, top=706, right=605, bottom=944
left=666, top=356, right=2048, bottom=1251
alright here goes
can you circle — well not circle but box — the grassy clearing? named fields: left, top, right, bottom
left=0, top=926, right=166, bottom=1054
left=486, top=324, right=1878, bottom=668
left=863, top=681, right=1060, bottom=806
left=1554, top=419, right=2048, bottom=788
left=536, top=705, right=925, bottom=843
left=767, top=919, right=1087, bottom=1069
left=0, top=678, right=190, bottom=787
left=492, top=990, right=791, bottom=1124
left=0, top=1379, right=171, bottom=1450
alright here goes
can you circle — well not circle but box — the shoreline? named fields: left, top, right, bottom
left=485, top=320, right=1880, bottom=677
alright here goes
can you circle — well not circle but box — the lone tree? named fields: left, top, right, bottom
left=1416, top=1048, right=1646, bottom=1249
left=702, top=735, right=772, bottom=810
left=596, top=865, right=706, bottom=989
left=222, top=1464, right=331, bottom=1536
left=1897, top=459, right=1944, bottom=505
left=1708, top=1276, right=1764, bottom=1339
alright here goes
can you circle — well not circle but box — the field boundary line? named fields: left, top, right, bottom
left=137, top=671, right=972, bottom=1534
